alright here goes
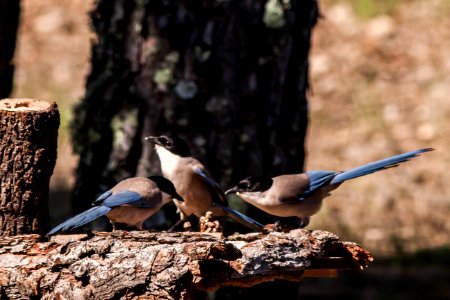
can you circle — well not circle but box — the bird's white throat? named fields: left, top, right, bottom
left=155, top=145, right=181, bottom=177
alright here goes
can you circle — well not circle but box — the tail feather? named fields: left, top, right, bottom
left=46, top=206, right=111, bottom=236
left=330, top=148, right=434, bottom=185
left=219, top=204, right=264, bottom=232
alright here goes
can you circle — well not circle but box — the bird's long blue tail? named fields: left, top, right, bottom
left=219, top=204, right=264, bottom=231
left=46, top=206, right=111, bottom=236
left=330, top=148, right=434, bottom=185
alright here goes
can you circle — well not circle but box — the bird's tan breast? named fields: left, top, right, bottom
left=174, top=172, right=214, bottom=215
left=161, top=158, right=215, bottom=216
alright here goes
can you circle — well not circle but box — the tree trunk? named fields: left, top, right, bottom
left=0, top=0, right=20, bottom=98
left=0, top=230, right=372, bottom=299
left=70, top=1, right=318, bottom=297
left=0, top=99, right=59, bottom=236
left=71, top=0, right=318, bottom=223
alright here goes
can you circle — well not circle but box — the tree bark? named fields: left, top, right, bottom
left=0, top=0, right=20, bottom=98
left=0, top=99, right=59, bottom=236
left=0, top=230, right=372, bottom=299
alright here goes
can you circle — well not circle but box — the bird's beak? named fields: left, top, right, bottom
left=225, top=186, right=238, bottom=195
left=145, top=136, right=160, bottom=145
left=173, top=192, right=184, bottom=202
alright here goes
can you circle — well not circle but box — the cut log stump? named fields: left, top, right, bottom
left=0, top=230, right=373, bottom=299
left=0, top=98, right=59, bottom=236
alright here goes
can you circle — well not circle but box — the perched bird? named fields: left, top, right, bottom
left=225, top=148, right=434, bottom=227
left=145, top=135, right=263, bottom=231
left=47, top=176, right=183, bottom=236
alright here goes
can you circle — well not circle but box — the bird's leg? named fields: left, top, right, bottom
left=168, top=213, right=199, bottom=232
left=168, top=216, right=187, bottom=232
left=264, top=217, right=308, bottom=232
left=111, top=221, right=118, bottom=231
left=298, top=216, right=310, bottom=228
left=135, top=222, right=144, bottom=231
left=110, top=221, right=130, bottom=231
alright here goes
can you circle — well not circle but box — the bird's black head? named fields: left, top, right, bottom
left=149, top=175, right=184, bottom=202
left=225, top=176, right=273, bottom=194
left=145, top=135, right=191, bottom=157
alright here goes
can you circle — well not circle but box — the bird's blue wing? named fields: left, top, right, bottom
left=92, top=190, right=113, bottom=205
left=193, top=166, right=227, bottom=205
left=330, top=148, right=433, bottom=185
left=301, top=170, right=338, bottom=198
left=101, top=191, right=155, bottom=208
left=46, top=206, right=111, bottom=236
left=193, top=166, right=222, bottom=191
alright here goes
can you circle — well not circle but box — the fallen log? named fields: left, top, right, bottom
left=0, top=229, right=372, bottom=299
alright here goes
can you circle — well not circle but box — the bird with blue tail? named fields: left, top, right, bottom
left=145, top=135, right=264, bottom=232
left=46, top=176, right=183, bottom=236
left=225, top=148, right=434, bottom=228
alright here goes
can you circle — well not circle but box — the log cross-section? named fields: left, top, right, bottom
left=0, top=230, right=373, bottom=299
left=0, top=98, right=59, bottom=236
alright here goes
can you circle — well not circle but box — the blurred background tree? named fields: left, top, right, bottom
left=70, top=0, right=318, bottom=234
left=0, top=0, right=20, bottom=98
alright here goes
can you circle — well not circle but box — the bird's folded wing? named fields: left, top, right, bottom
left=301, top=171, right=338, bottom=198
left=193, top=166, right=227, bottom=205
left=92, top=190, right=113, bottom=205
left=101, top=190, right=157, bottom=208
left=273, top=171, right=336, bottom=203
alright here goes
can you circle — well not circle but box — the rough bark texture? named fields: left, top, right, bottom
left=0, top=0, right=20, bottom=98
left=0, top=99, right=59, bottom=236
left=0, top=230, right=372, bottom=299
left=71, top=0, right=318, bottom=225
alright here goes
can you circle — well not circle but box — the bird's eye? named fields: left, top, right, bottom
left=238, top=181, right=251, bottom=190
left=161, top=137, right=172, bottom=146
